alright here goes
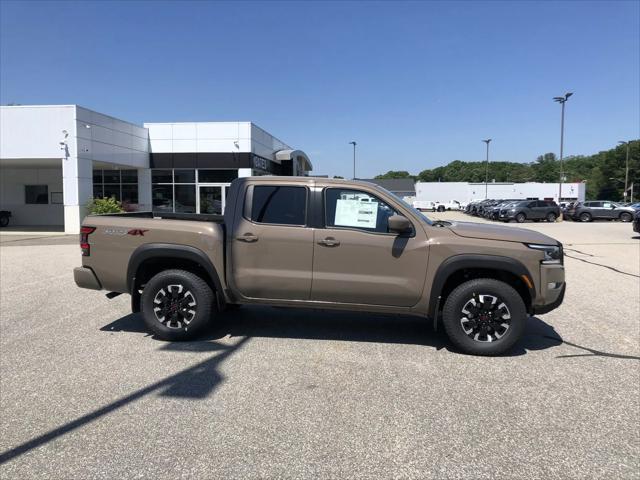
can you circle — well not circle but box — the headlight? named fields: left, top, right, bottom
left=526, top=243, right=563, bottom=264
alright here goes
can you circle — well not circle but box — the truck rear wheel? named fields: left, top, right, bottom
left=141, top=269, right=213, bottom=341
left=442, top=278, right=527, bottom=356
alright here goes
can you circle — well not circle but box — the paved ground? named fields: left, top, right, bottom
left=1, top=214, right=639, bottom=479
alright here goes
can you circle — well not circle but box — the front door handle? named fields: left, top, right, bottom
left=237, top=233, right=259, bottom=243
left=318, top=237, right=340, bottom=247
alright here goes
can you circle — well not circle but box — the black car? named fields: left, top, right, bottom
left=0, top=210, right=11, bottom=227
left=499, top=200, right=560, bottom=223
left=484, top=199, right=523, bottom=220
left=568, top=201, right=635, bottom=222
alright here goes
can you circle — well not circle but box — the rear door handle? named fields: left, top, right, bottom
left=318, top=237, right=340, bottom=247
left=237, top=233, right=259, bottom=243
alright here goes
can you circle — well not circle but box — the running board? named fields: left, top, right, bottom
left=105, top=291, right=122, bottom=299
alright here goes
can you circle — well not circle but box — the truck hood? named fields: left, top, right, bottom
left=445, top=221, right=558, bottom=245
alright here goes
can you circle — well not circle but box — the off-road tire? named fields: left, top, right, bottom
left=442, top=278, right=527, bottom=356
left=579, top=212, right=592, bottom=222
left=515, top=213, right=526, bottom=223
left=141, top=269, right=214, bottom=341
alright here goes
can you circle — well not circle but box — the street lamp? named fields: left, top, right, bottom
left=553, top=92, right=573, bottom=208
left=482, top=139, right=491, bottom=199
left=618, top=140, right=631, bottom=203
left=349, top=141, right=357, bottom=179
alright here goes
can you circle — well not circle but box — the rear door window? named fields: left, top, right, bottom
left=250, top=186, right=307, bottom=225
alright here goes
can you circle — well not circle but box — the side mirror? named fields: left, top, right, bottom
left=388, top=215, right=412, bottom=234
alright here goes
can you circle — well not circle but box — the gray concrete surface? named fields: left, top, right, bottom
left=1, top=215, right=638, bottom=479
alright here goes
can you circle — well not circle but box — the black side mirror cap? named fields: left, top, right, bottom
left=388, top=215, right=412, bottom=234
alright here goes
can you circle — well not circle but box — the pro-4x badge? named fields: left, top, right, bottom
left=127, top=229, right=149, bottom=236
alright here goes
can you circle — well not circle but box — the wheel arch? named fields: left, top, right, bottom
left=428, top=255, right=536, bottom=318
left=127, top=243, right=225, bottom=312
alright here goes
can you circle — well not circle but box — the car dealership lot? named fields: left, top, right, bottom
left=1, top=218, right=638, bottom=479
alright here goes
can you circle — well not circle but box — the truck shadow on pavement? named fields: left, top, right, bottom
left=102, top=305, right=564, bottom=357
left=0, top=336, right=250, bottom=465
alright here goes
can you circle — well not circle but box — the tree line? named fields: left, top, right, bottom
left=374, top=140, right=639, bottom=200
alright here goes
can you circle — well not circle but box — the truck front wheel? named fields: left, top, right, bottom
left=442, top=278, right=527, bottom=356
left=141, top=269, right=214, bottom=341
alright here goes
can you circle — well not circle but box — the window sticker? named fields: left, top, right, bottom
left=334, top=198, right=378, bottom=228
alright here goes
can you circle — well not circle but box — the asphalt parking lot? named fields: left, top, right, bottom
left=1, top=215, right=639, bottom=479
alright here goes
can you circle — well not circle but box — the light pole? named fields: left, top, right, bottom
left=349, top=141, right=357, bottom=179
left=482, top=139, right=491, bottom=199
left=618, top=140, right=630, bottom=203
left=553, top=92, right=573, bottom=207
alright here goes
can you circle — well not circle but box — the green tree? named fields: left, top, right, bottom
left=374, top=170, right=413, bottom=179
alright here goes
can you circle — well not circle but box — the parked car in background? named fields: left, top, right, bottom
left=412, top=200, right=435, bottom=212
left=633, top=210, right=640, bottom=234
left=433, top=200, right=466, bottom=212
left=485, top=200, right=521, bottom=220
left=567, top=201, right=635, bottom=222
left=499, top=200, right=560, bottom=223
left=0, top=210, right=11, bottom=227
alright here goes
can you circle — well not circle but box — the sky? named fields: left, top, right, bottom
left=1, top=0, right=638, bottom=178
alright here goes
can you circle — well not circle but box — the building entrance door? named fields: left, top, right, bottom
left=197, top=184, right=228, bottom=214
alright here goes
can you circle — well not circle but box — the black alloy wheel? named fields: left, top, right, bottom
left=141, top=269, right=214, bottom=341
left=620, top=212, right=632, bottom=222
left=442, top=278, right=527, bottom=356
left=546, top=212, right=557, bottom=222
left=459, top=294, right=511, bottom=343
left=515, top=213, right=526, bottom=223
left=580, top=212, right=592, bottom=222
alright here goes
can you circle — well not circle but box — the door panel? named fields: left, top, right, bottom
left=312, top=228, right=428, bottom=306
left=230, top=185, right=313, bottom=300
left=311, top=188, right=428, bottom=307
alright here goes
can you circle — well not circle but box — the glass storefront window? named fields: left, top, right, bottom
left=121, top=170, right=138, bottom=183
left=175, top=185, right=196, bottom=213
left=152, top=169, right=173, bottom=183
left=174, top=169, right=195, bottom=183
left=93, top=170, right=103, bottom=183
left=93, top=184, right=104, bottom=198
left=121, top=185, right=139, bottom=204
left=152, top=185, right=173, bottom=212
left=103, top=184, right=120, bottom=201
left=103, top=171, right=121, bottom=184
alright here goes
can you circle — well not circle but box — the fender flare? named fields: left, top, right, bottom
left=126, top=243, right=224, bottom=295
left=428, top=254, right=536, bottom=318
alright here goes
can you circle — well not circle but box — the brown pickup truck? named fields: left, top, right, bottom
left=74, top=177, right=565, bottom=355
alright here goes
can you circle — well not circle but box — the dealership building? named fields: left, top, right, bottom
left=0, top=105, right=312, bottom=233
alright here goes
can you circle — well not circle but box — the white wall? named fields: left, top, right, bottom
left=1, top=105, right=150, bottom=233
left=416, top=182, right=586, bottom=203
left=0, top=167, right=64, bottom=226
left=145, top=121, right=252, bottom=153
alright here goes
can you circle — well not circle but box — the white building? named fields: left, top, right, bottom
left=415, top=181, right=586, bottom=204
left=0, top=105, right=312, bottom=233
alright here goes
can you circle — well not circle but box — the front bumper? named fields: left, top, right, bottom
left=533, top=283, right=566, bottom=315
left=532, top=264, right=565, bottom=315
left=74, top=266, right=102, bottom=290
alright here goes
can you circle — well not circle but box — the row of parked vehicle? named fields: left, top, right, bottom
left=464, top=199, right=640, bottom=223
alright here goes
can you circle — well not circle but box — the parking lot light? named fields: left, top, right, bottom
left=554, top=92, right=573, bottom=221
left=482, top=139, right=492, bottom=199
left=618, top=141, right=630, bottom=203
